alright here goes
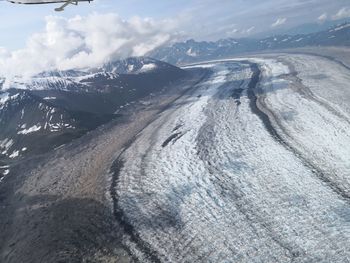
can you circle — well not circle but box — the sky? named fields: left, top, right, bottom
left=1, top=0, right=350, bottom=49
left=0, top=0, right=349, bottom=80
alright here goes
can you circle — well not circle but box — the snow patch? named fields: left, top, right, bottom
left=9, top=150, right=19, bottom=158
left=182, top=63, right=216, bottom=69
left=332, top=24, right=350, bottom=32
left=186, top=48, right=197, bottom=57
left=18, top=125, right=41, bottom=134
left=139, top=63, right=157, bottom=73
left=0, top=92, right=10, bottom=109
left=0, top=138, right=14, bottom=154
left=128, top=64, right=134, bottom=72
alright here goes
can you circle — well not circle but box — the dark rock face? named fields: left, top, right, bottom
left=0, top=57, right=187, bottom=167
left=0, top=57, right=203, bottom=263
left=1, top=194, right=128, bottom=263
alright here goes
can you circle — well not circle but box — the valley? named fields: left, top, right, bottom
left=0, top=51, right=350, bottom=262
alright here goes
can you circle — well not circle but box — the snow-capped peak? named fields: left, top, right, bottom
left=0, top=57, right=169, bottom=92
left=329, top=22, right=350, bottom=32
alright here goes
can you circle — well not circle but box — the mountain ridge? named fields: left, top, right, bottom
left=0, top=57, right=188, bottom=175
left=149, top=22, right=350, bottom=65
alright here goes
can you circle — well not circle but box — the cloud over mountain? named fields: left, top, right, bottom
left=0, top=13, right=180, bottom=81
left=318, top=13, right=328, bottom=23
left=332, top=7, right=350, bottom=20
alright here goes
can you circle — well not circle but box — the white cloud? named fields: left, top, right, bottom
left=0, top=48, right=9, bottom=59
left=318, top=13, right=328, bottom=23
left=332, top=7, right=350, bottom=20
left=0, top=13, right=180, bottom=81
left=271, top=17, right=287, bottom=28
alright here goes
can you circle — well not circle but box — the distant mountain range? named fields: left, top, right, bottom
left=255, top=18, right=350, bottom=37
left=1, top=21, right=350, bottom=175
left=150, top=22, right=350, bottom=65
left=0, top=57, right=187, bottom=171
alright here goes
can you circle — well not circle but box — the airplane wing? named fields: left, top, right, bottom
left=6, top=0, right=92, bottom=11
left=7, top=0, right=91, bottom=3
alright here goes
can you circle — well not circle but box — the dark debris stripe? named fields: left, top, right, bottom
left=247, top=62, right=350, bottom=204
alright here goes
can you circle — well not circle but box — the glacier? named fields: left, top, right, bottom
left=111, top=54, right=350, bottom=262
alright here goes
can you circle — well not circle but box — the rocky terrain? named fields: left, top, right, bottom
left=0, top=57, right=187, bottom=180
left=0, top=59, right=205, bottom=262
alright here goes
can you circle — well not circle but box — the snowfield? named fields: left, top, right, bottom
left=112, top=54, right=350, bottom=262
left=17, top=124, right=41, bottom=135
left=139, top=63, right=158, bottom=73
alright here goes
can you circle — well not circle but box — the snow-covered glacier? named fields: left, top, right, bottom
left=111, top=54, right=350, bottom=262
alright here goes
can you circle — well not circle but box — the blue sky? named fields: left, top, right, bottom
left=0, top=0, right=350, bottom=80
left=1, top=0, right=350, bottom=50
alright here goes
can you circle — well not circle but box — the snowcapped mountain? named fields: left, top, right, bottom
left=0, top=57, right=177, bottom=92
left=100, top=57, right=176, bottom=74
left=150, top=22, right=350, bottom=65
left=0, top=57, right=187, bottom=175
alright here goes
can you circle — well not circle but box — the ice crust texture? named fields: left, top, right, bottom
left=114, top=55, right=350, bottom=262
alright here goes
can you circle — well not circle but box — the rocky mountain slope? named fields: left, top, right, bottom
left=0, top=57, right=205, bottom=263
left=0, top=57, right=187, bottom=181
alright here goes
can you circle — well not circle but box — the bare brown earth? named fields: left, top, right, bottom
left=0, top=71, right=206, bottom=263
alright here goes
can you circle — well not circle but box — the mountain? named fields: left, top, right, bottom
left=150, top=22, right=350, bottom=65
left=0, top=57, right=187, bottom=175
left=2, top=22, right=349, bottom=179
left=255, top=18, right=350, bottom=37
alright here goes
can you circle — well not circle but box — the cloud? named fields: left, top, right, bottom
left=271, top=17, right=287, bottom=28
left=0, top=13, right=180, bottom=81
left=318, top=13, right=328, bottom=23
left=332, top=7, right=350, bottom=20
left=0, top=47, right=9, bottom=58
